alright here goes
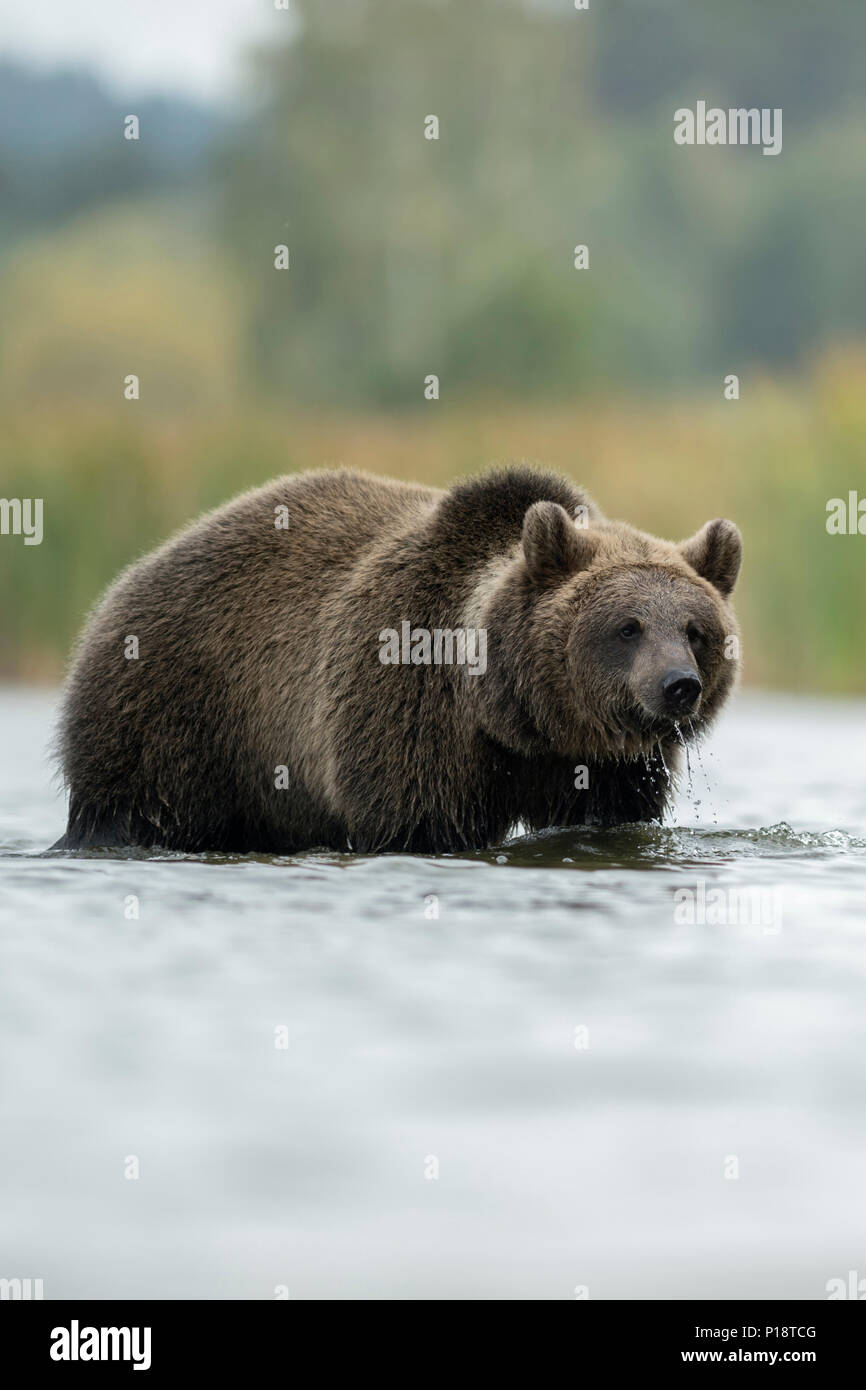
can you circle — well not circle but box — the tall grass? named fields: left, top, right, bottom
left=2, top=352, right=865, bottom=690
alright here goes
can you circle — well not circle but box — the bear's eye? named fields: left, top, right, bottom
left=618, top=621, right=641, bottom=641
left=687, top=623, right=705, bottom=646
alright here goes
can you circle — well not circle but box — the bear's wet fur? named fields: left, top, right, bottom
left=55, top=465, right=742, bottom=854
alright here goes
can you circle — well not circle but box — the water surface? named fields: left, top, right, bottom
left=1, top=688, right=865, bottom=1299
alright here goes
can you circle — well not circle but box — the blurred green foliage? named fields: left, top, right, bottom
left=1, top=0, right=866, bottom=688
left=219, top=0, right=866, bottom=402
left=2, top=350, right=866, bottom=689
left=2, top=0, right=866, bottom=408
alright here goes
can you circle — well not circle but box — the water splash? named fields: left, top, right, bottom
left=656, top=741, right=672, bottom=788
left=672, top=721, right=704, bottom=821
left=686, top=717, right=718, bottom=824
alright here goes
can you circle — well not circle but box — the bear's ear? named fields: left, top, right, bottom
left=522, top=501, right=596, bottom=586
left=679, top=519, right=742, bottom=596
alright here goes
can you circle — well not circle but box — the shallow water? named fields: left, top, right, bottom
left=1, top=687, right=865, bottom=1300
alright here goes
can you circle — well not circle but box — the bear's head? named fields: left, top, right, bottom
left=474, top=500, right=742, bottom=760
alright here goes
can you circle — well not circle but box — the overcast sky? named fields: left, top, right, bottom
left=0, top=0, right=292, bottom=102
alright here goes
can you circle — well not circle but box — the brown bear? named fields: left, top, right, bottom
left=54, top=466, right=742, bottom=854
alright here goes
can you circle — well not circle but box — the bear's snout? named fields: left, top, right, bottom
left=661, top=667, right=703, bottom=716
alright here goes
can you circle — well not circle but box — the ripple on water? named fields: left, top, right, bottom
left=3, top=690, right=866, bottom=1298
left=466, top=820, right=866, bottom=871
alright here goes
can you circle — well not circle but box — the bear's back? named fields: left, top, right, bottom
left=56, top=470, right=439, bottom=849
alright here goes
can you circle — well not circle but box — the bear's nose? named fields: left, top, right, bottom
left=661, top=668, right=702, bottom=714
